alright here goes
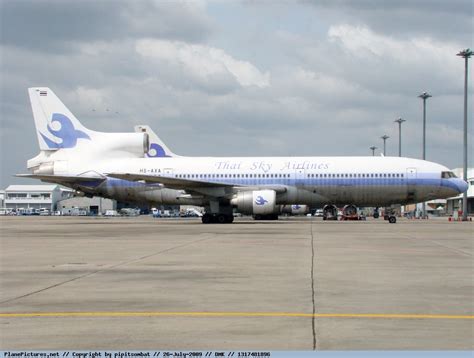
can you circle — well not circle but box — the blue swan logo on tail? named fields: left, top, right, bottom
left=146, top=143, right=170, bottom=158
left=40, top=113, right=90, bottom=149
left=255, top=196, right=268, bottom=206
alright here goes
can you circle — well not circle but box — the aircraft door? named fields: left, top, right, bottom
left=406, top=167, right=417, bottom=202
left=406, top=167, right=417, bottom=179
left=163, top=168, right=174, bottom=177
left=295, top=168, right=305, bottom=185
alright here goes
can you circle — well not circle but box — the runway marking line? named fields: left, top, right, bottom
left=0, top=312, right=472, bottom=319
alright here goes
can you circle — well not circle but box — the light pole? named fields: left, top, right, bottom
left=418, top=92, right=432, bottom=219
left=394, top=117, right=406, bottom=157
left=457, top=48, right=473, bottom=221
left=381, top=135, right=389, bottom=156
left=370, top=146, right=377, bottom=156
left=418, top=92, right=432, bottom=161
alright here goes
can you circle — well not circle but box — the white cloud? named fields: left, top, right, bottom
left=75, top=86, right=107, bottom=110
left=328, top=24, right=460, bottom=69
left=135, top=39, right=270, bottom=88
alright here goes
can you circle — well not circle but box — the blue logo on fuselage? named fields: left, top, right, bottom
left=146, top=143, right=170, bottom=158
left=40, top=113, right=90, bottom=149
left=255, top=196, right=268, bottom=206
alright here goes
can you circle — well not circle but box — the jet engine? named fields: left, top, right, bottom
left=231, top=190, right=278, bottom=215
left=97, top=132, right=149, bottom=158
left=280, top=204, right=310, bottom=215
left=323, top=204, right=338, bottom=220
left=342, top=204, right=358, bottom=217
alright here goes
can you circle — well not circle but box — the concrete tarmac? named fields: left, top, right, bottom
left=0, top=216, right=472, bottom=350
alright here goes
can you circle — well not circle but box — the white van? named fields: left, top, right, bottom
left=39, top=208, right=50, bottom=216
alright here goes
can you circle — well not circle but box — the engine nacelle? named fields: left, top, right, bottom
left=96, top=132, right=149, bottom=157
left=342, top=204, right=358, bottom=217
left=323, top=204, right=338, bottom=220
left=280, top=204, right=310, bottom=215
left=231, top=190, right=278, bottom=215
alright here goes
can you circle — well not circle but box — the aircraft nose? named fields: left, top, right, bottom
left=456, top=179, right=469, bottom=193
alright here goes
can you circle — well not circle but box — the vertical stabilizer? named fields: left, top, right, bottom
left=134, top=125, right=180, bottom=158
left=28, top=87, right=93, bottom=150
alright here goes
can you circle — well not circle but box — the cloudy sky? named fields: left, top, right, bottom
left=0, top=0, right=472, bottom=187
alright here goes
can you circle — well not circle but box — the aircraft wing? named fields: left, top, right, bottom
left=106, top=172, right=235, bottom=189
left=106, top=172, right=288, bottom=194
left=16, top=174, right=106, bottom=186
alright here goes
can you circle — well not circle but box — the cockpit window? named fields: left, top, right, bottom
left=441, top=171, right=457, bottom=178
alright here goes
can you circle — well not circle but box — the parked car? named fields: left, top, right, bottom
left=314, top=209, right=324, bottom=217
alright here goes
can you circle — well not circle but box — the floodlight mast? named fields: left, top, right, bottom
left=457, top=48, right=473, bottom=221
left=381, top=135, right=389, bottom=156
left=370, top=146, right=377, bottom=156
left=418, top=92, right=431, bottom=219
left=394, top=117, right=406, bottom=157
left=418, top=92, right=432, bottom=161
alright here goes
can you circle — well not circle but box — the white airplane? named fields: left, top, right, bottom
left=19, top=87, right=468, bottom=224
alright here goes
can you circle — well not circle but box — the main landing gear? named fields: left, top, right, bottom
left=373, top=207, right=380, bottom=219
left=253, top=214, right=278, bottom=220
left=201, top=213, right=234, bottom=224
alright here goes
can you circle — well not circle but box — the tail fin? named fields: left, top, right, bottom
left=134, top=125, right=180, bottom=158
left=28, top=87, right=93, bottom=150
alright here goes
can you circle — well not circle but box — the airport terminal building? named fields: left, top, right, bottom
left=1, top=184, right=118, bottom=215
left=3, top=185, right=73, bottom=213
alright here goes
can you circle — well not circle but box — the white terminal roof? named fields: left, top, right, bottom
left=5, top=184, right=60, bottom=192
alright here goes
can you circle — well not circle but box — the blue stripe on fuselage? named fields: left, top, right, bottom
left=90, top=173, right=462, bottom=194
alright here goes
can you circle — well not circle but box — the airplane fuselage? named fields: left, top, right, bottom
left=57, top=155, right=465, bottom=207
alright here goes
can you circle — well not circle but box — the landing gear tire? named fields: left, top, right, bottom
left=373, top=212, right=379, bottom=219
left=202, top=213, right=233, bottom=224
left=388, top=216, right=397, bottom=224
left=217, top=214, right=227, bottom=224
left=253, top=214, right=278, bottom=220
left=202, top=214, right=212, bottom=224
